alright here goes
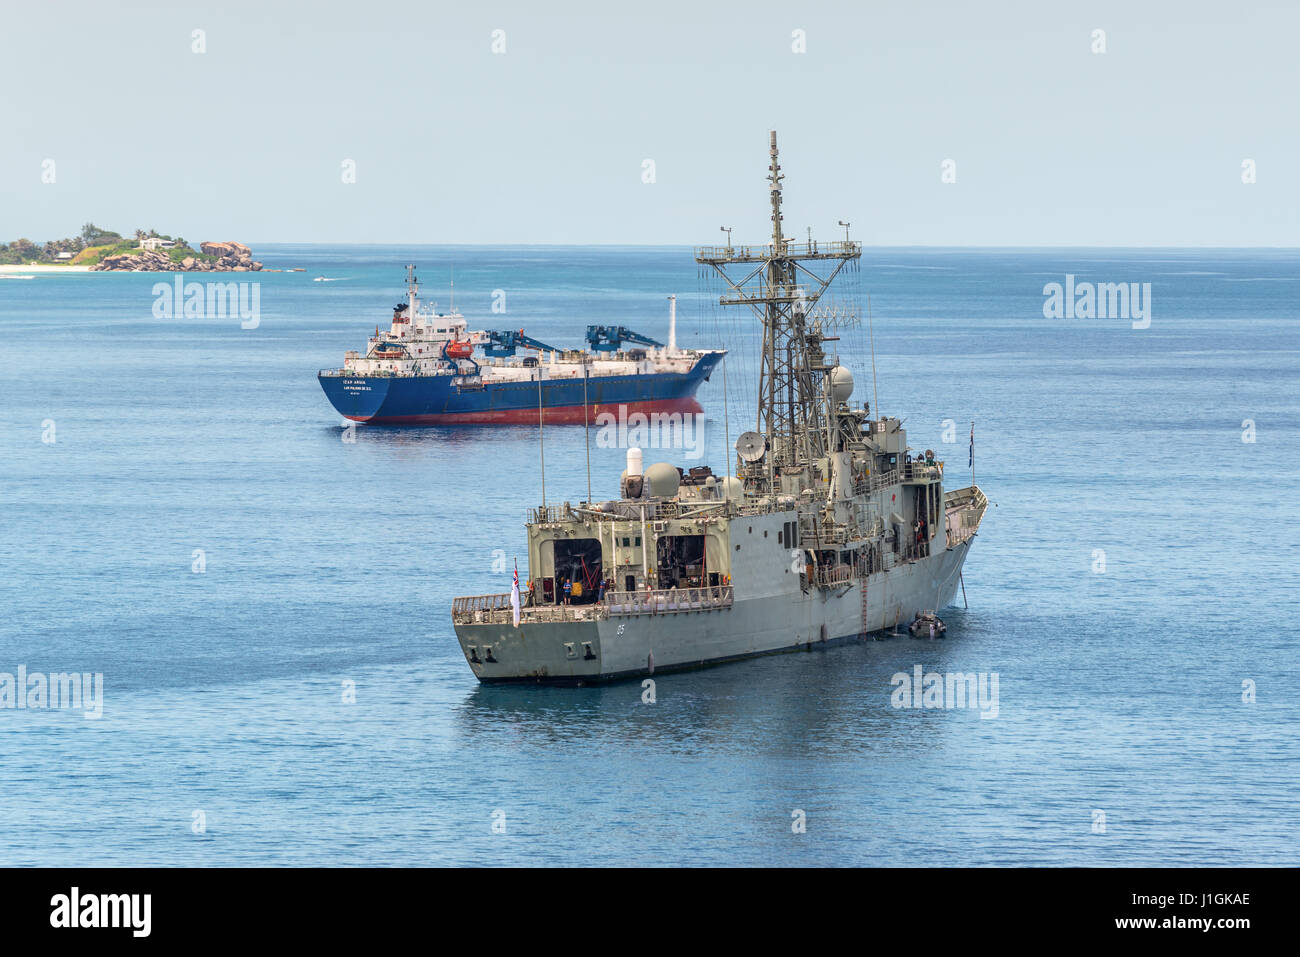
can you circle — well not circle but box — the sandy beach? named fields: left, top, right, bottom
left=0, top=264, right=94, bottom=274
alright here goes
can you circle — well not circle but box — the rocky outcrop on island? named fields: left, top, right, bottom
left=199, top=241, right=252, bottom=259
left=92, top=241, right=262, bottom=272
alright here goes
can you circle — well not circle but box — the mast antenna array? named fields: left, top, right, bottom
left=694, top=131, right=861, bottom=492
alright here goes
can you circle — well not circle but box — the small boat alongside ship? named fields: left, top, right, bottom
left=909, top=611, right=947, bottom=639
left=318, top=268, right=723, bottom=425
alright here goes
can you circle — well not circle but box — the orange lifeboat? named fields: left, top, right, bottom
left=444, top=339, right=473, bottom=360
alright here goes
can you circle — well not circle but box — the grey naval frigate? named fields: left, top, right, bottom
left=451, top=132, right=988, bottom=683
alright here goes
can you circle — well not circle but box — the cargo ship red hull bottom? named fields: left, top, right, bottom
left=347, top=397, right=703, bottom=425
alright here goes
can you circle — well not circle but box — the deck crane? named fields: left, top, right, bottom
left=584, top=326, right=664, bottom=352
left=482, top=329, right=562, bottom=357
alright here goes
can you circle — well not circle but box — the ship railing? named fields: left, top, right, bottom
left=518, top=604, right=605, bottom=623
left=451, top=593, right=513, bottom=617
left=694, top=240, right=860, bottom=263
left=900, top=538, right=935, bottom=562
left=452, top=587, right=735, bottom=623
left=813, top=564, right=855, bottom=587
left=620, top=500, right=682, bottom=520
left=318, top=368, right=421, bottom=378
left=943, top=485, right=987, bottom=547
left=451, top=592, right=512, bottom=624
left=947, top=528, right=975, bottom=547
left=451, top=593, right=609, bottom=625
left=605, top=586, right=733, bottom=616
left=534, top=500, right=689, bottom=525
left=903, top=461, right=944, bottom=483
left=852, top=468, right=900, bottom=496
left=529, top=505, right=570, bottom=525
left=797, top=517, right=851, bottom=545
left=732, top=499, right=816, bottom=519
left=849, top=464, right=941, bottom=496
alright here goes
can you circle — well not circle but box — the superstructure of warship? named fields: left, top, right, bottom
left=451, top=132, right=988, bottom=683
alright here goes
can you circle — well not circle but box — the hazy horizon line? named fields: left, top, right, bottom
left=246, top=241, right=1300, bottom=251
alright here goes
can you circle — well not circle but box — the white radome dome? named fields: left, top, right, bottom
left=828, top=366, right=854, bottom=404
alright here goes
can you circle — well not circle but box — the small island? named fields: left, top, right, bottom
left=0, top=224, right=261, bottom=272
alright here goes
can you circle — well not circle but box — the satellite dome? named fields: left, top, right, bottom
left=643, top=462, right=681, bottom=498
left=828, top=366, right=854, bottom=404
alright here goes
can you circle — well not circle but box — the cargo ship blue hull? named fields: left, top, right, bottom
left=319, top=352, right=722, bottom=424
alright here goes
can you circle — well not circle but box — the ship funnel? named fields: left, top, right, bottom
left=667, top=295, right=677, bottom=354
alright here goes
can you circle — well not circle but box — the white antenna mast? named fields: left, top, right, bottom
left=667, top=294, right=677, bottom=354
left=406, top=264, right=419, bottom=319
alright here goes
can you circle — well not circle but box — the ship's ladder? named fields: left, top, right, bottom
left=860, top=572, right=869, bottom=640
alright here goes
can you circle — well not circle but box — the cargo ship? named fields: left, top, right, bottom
left=318, top=267, right=723, bottom=424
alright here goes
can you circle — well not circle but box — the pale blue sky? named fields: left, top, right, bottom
left=2, top=0, right=1296, bottom=245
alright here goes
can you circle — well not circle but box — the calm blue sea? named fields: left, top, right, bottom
left=1, top=245, right=1297, bottom=866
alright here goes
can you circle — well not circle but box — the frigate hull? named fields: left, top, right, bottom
left=452, top=536, right=974, bottom=685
